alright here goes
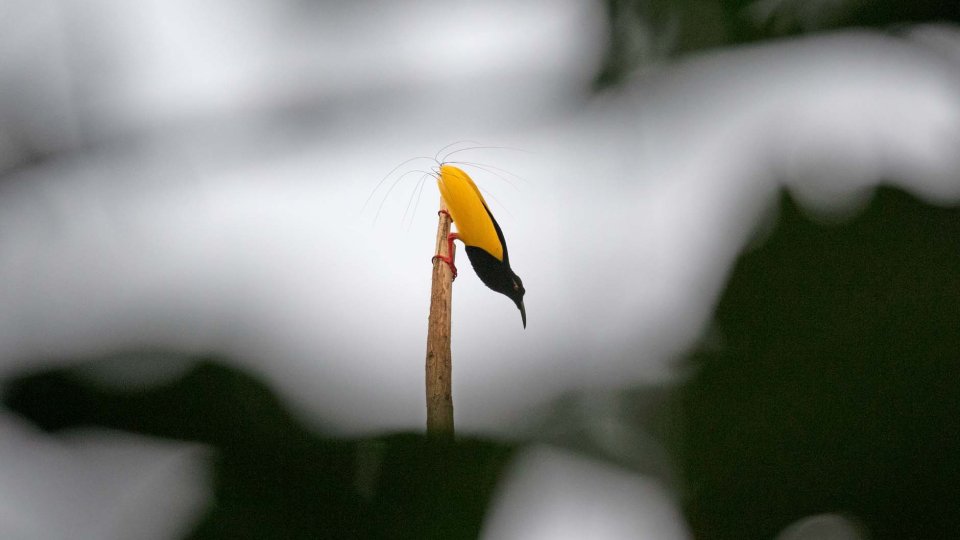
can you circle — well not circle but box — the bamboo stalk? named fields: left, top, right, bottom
left=425, top=198, right=456, bottom=438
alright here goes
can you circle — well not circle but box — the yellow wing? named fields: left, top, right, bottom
left=437, top=165, right=504, bottom=261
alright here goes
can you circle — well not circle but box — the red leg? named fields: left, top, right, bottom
left=430, top=209, right=460, bottom=279
left=432, top=211, right=460, bottom=279
left=446, top=232, right=459, bottom=265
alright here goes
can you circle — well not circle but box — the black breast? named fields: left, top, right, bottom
left=465, top=246, right=515, bottom=297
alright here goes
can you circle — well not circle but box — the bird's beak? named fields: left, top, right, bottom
left=518, top=300, right=526, bottom=329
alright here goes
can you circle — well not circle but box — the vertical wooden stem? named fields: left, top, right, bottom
left=426, top=197, right=455, bottom=439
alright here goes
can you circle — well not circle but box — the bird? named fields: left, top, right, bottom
left=433, top=164, right=526, bottom=328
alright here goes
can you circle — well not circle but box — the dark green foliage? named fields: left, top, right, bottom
left=3, top=361, right=515, bottom=540
left=5, top=362, right=307, bottom=447
left=595, top=0, right=960, bottom=88
left=678, top=187, right=960, bottom=539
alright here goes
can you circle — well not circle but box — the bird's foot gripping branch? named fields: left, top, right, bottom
left=431, top=210, right=459, bottom=280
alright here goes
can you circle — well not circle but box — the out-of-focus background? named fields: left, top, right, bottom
left=2, top=1, right=960, bottom=538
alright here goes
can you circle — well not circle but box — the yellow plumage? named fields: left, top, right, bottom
left=436, top=165, right=504, bottom=261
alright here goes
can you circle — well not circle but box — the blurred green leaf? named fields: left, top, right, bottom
left=678, top=187, right=960, bottom=539
left=4, top=360, right=515, bottom=540
left=595, top=0, right=960, bottom=88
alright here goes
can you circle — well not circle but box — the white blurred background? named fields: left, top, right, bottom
left=1, top=0, right=959, bottom=538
